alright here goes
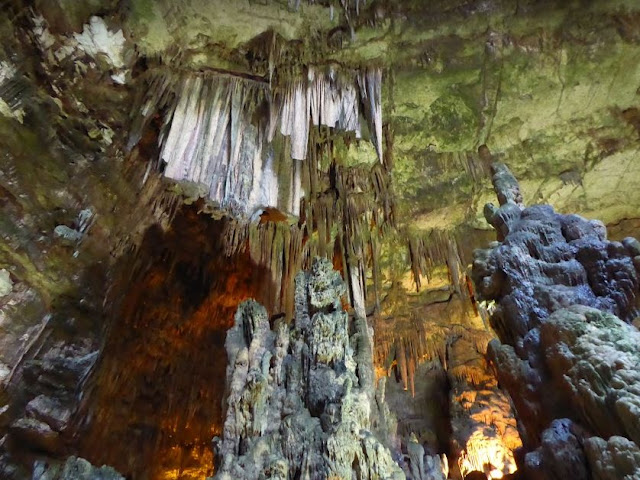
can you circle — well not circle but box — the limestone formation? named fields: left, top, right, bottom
left=0, top=269, right=12, bottom=297
left=32, top=456, right=124, bottom=480
left=214, top=257, right=406, bottom=480
left=472, top=162, right=640, bottom=478
left=2, top=1, right=640, bottom=479
left=447, top=335, right=520, bottom=479
left=131, top=66, right=382, bottom=218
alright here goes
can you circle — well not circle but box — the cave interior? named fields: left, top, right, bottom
left=1, top=1, right=640, bottom=479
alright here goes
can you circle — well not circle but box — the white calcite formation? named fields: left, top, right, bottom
left=0, top=269, right=12, bottom=297
left=133, top=67, right=382, bottom=218
left=31, top=15, right=128, bottom=85
left=73, top=17, right=126, bottom=69
left=214, top=258, right=406, bottom=480
left=0, top=61, right=25, bottom=122
left=472, top=162, right=640, bottom=479
left=159, top=75, right=280, bottom=217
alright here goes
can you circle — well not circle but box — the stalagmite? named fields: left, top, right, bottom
left=472, top=162, right=640, bottom=479
left=214, top=258, right=405, bottom=480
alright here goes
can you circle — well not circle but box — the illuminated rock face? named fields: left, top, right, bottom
left=77, top=206, right=273, bottom=480
left=215, top=257, right=407, bottom=479
left=448, top=335, right=520, bottom=479
left=472, top=163, right=640, bottom=478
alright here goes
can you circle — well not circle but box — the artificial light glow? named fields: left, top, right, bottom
left=458, top=430, right=517, bottom=479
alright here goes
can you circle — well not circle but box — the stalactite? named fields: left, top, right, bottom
left=407, top=230, right=467, bottom=293
left=123, top=60, right=398, bottom=325
left=373, top=296, right=495, bottom=397
left=129, top=66, right=382, bottom=220
left=358, top=68, right=383, bottom=161
left=127, top=65, right=469, bottom=338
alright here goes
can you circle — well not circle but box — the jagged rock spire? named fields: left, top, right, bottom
left=214, top=257, right=410, bottom=480
left=472, top=162, right=640, bottom=478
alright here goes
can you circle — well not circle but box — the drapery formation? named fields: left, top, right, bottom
left=130, top=66, right=382, bottom=219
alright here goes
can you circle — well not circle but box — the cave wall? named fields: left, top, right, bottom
left=76, top=205, right=274, bottom=479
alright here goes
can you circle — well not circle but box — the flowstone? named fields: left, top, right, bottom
left=214, top=257, right=405, bottom=480
left=472, top=162, right=640, bottom=479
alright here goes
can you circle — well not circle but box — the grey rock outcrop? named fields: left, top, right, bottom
left=472, top=163, right=640, bottom=479
left=214, top=257, right=405, bottom=480
left=0, top=269, right=12, bottom=297
left=32, top=456, right=124, bottom=480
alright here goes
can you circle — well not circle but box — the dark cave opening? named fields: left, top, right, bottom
left=74, top=203, right=274, bottom=480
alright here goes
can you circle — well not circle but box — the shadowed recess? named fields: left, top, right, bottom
left=75, top=204, right=274, bottom=480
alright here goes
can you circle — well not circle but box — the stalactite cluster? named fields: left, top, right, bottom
left=374, top=311, right=492, bottom=397
left=129, top=66, right=382, bottom=218
left=125, top=65, right=392, bottom=326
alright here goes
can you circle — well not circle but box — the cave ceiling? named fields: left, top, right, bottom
left=29, top=0, right=640, bottom=235
left=7, top=0, right=640, bottom=242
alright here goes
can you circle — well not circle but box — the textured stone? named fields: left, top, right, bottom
left=584, top=436, right=640, bottom=480
left=53, top=225, right=83, bottom=244
left=32, top=456, right=124, bottom=480
left=25, top=395, right=71, bottom=432
left=9, top=418, right=60, bottom=454
left=541, top=307, right=640, bottom=446
left=214, top=257, right=406, bottom=480
left=473, top=163, right=640, bottom=479
left=0, top=270, right=12, bottom=297
left=524, top=419, right=589, bottom=480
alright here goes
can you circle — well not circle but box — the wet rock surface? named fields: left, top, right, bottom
left=472, top=163, right=640, bottom=479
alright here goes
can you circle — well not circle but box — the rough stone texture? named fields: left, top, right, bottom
left=32, top=456, right=124, bottom=480
left=542, top=307, right=640, bottom=445
left=584, top=436, right=640, bottom=480
left=523, top=418, right=590, bottom=480
left=214, top=257, right=409, bottom=480
left=472, top=163, right=640, bottom=478
left=0, top=269, right=12, bottom=297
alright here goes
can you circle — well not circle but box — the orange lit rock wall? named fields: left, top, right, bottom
left=372, top=264, right=521, bottom=479
left=76, top=205, right=273, bottom=480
